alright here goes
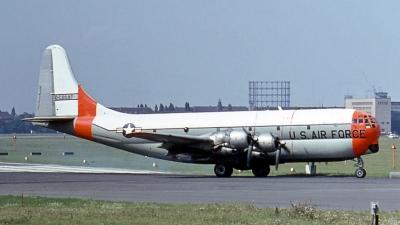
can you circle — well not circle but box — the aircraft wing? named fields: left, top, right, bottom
left=128, top=132, right=210, bottom=144
left=127, top=132, right=213, bottom=155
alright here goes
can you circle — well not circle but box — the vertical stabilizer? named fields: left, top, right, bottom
left=35, top=45, right=79, bottom=118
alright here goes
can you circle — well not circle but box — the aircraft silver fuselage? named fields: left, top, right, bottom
left=26, top=45, right=380, bottom=178
left=38, top=100, right=379, bottom=165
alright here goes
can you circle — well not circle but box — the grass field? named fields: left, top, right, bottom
left=1, top=195, right=400, bottom=225
left=1, top=134, right=400, bottom=177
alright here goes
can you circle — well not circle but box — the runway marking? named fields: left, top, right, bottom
left=0, top=162, right=171, bottom=174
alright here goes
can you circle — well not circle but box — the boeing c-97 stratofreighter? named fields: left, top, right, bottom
left=24, top=45, right=380, bottom=178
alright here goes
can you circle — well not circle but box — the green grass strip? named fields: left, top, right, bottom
left=1, top=196, right=400, bottom=225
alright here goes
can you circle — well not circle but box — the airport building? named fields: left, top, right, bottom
left=391, top=101, right=400, bottom=133
left=345, top=92, right=391, bottom=134
left=0, top=110, right=13, bottom=123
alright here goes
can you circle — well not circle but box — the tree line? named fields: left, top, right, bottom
left=0, top=112, right=55, bottom=134
left=138, top=100, right=233, bottom=112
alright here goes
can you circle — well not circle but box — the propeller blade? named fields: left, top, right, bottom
left=275, top=145, right=281, bottom=170
left=270, top=131, right=286, bottom=170
left=242, top=127, right=252, bottom=136
left=270, top=132, right=280, bottom=146
left=246, top=140, right=253, bottom=167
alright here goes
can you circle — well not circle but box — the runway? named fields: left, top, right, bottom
left=0, top=162, right=168, bottom=174
left=1, top=164, right=400, bottom=211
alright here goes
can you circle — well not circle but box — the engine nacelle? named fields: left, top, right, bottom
left=212, top=147, right=238, bottom=156
left=251, top=151, right=265, bottom=158
left=210, top=129, right=249, bottom=150
left=209, top=129, right=278, bottom=153
left=253, top=133, right=277, bottom=152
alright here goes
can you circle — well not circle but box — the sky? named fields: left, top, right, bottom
left=1, top=1, right=400, bottom=114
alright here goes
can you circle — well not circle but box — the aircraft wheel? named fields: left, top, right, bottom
left=355, top=168, right=366, bottom=178
left=214, top=164, right=233, bottom=177
left=252, top=165, right=270, bottom=177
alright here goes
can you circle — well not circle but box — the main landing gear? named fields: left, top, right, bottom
left=251, top=164, right=270, bottom=177
left=214, top=164, right=233, bottom=177
left=214, top=163, right=271, bottom=177
left=355, top=157, right=366, bottom=178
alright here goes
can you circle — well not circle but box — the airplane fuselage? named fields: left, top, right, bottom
left=41, top=106, right=379, bottom=166
left=27, top=45, right=381, bottom=178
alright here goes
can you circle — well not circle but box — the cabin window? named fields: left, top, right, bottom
left=307, top=125, right=310, bottom=130
left=277, top=126, right=280, bottom=131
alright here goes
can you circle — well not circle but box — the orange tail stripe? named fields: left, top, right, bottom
left=74, top=85, right=97, bottom=140
left=75, top=117, right=95, bottom=141
left=78, top=85, right=97, bottom=117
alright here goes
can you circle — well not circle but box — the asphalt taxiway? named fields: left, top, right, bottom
left=1, top=164, right=400, bottom=211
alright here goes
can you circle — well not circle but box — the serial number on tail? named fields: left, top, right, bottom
left=53, top=94, right=78, bottom=101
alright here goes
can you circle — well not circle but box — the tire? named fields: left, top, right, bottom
left=355, top=168, right=366, bottom=178
left=252, top=165, right=270, bottom=177
left=214, top=164, right=233, bottom=177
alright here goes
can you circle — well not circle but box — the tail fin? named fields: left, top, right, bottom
left=29, top=45, right=99, bottom=122
left=26, top=45, right=119, bottom=140
left=35, top=45, right=79, bottom=118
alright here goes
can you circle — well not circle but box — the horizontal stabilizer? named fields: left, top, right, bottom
left=23, top=116, right=75, bottom=122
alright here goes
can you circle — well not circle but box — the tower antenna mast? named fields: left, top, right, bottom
left=362, top=71, right=376, bottom=96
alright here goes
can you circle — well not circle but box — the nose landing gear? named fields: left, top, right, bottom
left=355, top=157, right=366, bottom=178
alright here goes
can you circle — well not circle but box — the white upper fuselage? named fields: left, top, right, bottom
left=94, top=106, right=352, bottom=133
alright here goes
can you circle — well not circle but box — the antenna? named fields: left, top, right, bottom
left=362, top=72, right=376, bottom=95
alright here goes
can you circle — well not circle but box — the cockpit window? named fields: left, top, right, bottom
left=352, top=119, right=357, bottom=124
left=365, top=119, right=369, bottom=123
left=358, top=119, right=363, bottom=123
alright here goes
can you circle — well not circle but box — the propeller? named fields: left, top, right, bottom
left=243, top=127, right=256, bottom=167
left=246, top=139, right=253, bottom=167
left=275, top=145, right=281, bottom=170
left=271, top=133, right=286, bottom=170
left=244, top=128, right=286, bottom=170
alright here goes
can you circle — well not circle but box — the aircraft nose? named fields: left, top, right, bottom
left=367, top=144, right=379, bottom=153
left=367, top=117, right=380, bottom=154
left=352, top=110, right=380, bottom=156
